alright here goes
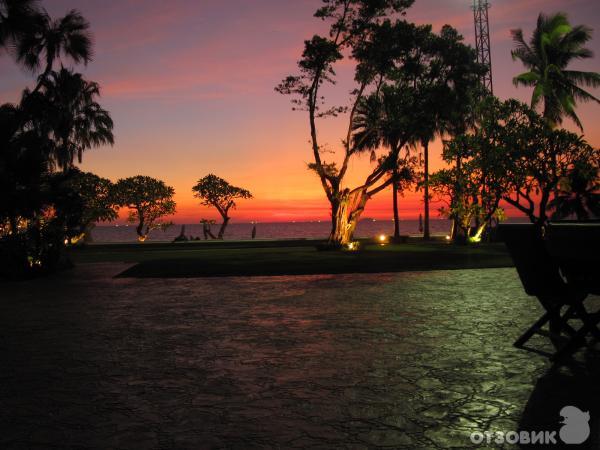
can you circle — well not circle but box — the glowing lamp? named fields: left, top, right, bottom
left=345, top=241, right=360, bottom=251
left=377, top=234, right=389, bottom=245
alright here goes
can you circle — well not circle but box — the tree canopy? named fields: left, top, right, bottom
left=192, top=174, right=252, bottom=239
left=431, top=97, right=600, bottom=241
left=52, top=169, right=118, bottom=242
left=277, top=0, right=484, bottom=245
left=431, top=98, right=528, bottom=241
left=114, top=176, right=176, bottom=242
left=549, top=159, right=600, bottom=220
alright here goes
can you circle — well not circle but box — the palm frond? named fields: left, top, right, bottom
left=513, top=71, right=540, bottom=87
left=57, top=10, right=92, bottom=64
left=561, top=24, right=593, bottom=50
left=561, top=98, right=583, bottom=131
left=562, top=70, right=600, bottom=89
left=565, top=79, right=600, bottom=104
left=510, top=28, right=537, bottom=66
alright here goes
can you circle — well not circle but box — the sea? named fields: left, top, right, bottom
left=90, top=219, right=456, bottom=243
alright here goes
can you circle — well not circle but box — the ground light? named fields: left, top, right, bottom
left=65, top=234, right=85, bottom=246
left=345, top=241, right=360, bottom=251
left=27, top=256, right=42, bottom=268
left=377, top=234, right=389, bottom=245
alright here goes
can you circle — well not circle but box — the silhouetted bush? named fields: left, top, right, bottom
left=0, top=224, right=72, bottom=280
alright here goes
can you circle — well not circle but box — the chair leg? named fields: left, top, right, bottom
left=551, top=312, right=600, bottom=361
left=515, top=303, right=579, bottom=352
left=515, top=311, right=551, bottom=348
left=516, top=295, right=599, bottom=360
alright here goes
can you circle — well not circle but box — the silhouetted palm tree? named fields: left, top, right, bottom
left=415, top=124, right=436, bottom=240
left=0, top=101, right=53, bottom=231
left=0, top=0, right=38, bottom=50
left=405, top=26, right=484, bottom=241
left=408, top=89, right=448, bottom=240
left=511, top=12, right=600, bottom=130
left=352, top=87, right=416, bottom=239
left=37, top=68, right=113, bottom=170
left=15, top=8, right=92, bottom=92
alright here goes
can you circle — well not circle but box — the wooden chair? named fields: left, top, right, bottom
left=544, top=223, right=600, bottom=360
left=498, top=223, right=599, bottom=360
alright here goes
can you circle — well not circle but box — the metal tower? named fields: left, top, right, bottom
left=472, top=0, right=493, bottom=94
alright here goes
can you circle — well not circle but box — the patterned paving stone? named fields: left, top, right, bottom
left=1, top=264, right=598, bottom=449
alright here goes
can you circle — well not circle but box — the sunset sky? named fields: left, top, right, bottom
left=2, top=0, right=599, bottom=223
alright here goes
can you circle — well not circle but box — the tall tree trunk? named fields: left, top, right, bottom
left=217, top=217, right=230, bottom=239
left=423, top=141, right=430, bottom=240
left=330, top=198, right=341, bottom=243
left=329, top=190, right=368, bottom=246
left=329, top=194, right=352, bottom=245
left=392, top=167, right=400, bottom=239
left=451, top=156, right=461, bottom=241
left=83, top=222, right=95, bottom=243
left=32, top=63, right=53, bottom=94
left=538, top=189, right=551, bottom=227
left=136, top=216, right=147, bottom=242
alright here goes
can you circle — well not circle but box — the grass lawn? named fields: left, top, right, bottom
left=67, top=238, right=514, bottom=277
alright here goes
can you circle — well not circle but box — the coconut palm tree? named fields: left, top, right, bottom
left=15, top=8, right=92, bottom=92
left=414, top=103, right=439, bottom=240
left=405, top=85, right=456, bottom=241
left=411, top=25, right=484, bottom=240
left=36, top=68, right=113, bottom=170
left=352, top=87, right=417, bottom=240
left=511, top=12, right=600, bottom=130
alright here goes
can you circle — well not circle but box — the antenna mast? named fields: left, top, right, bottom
left=472, top=0, right=493, bottom=94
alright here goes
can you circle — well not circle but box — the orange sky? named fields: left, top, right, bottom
left=1, top=0, right=599, bottom=223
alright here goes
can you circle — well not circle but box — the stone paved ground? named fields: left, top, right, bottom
left=0, top=265, right=598, bottom=449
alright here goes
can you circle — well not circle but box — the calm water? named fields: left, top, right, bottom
left=90, top=219, right=454, bottom=243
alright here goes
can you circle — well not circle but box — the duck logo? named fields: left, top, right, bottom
left=559, top=406, right=590, bottom=444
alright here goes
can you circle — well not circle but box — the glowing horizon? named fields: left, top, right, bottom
left=1, top=0, right=598, bottom=224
